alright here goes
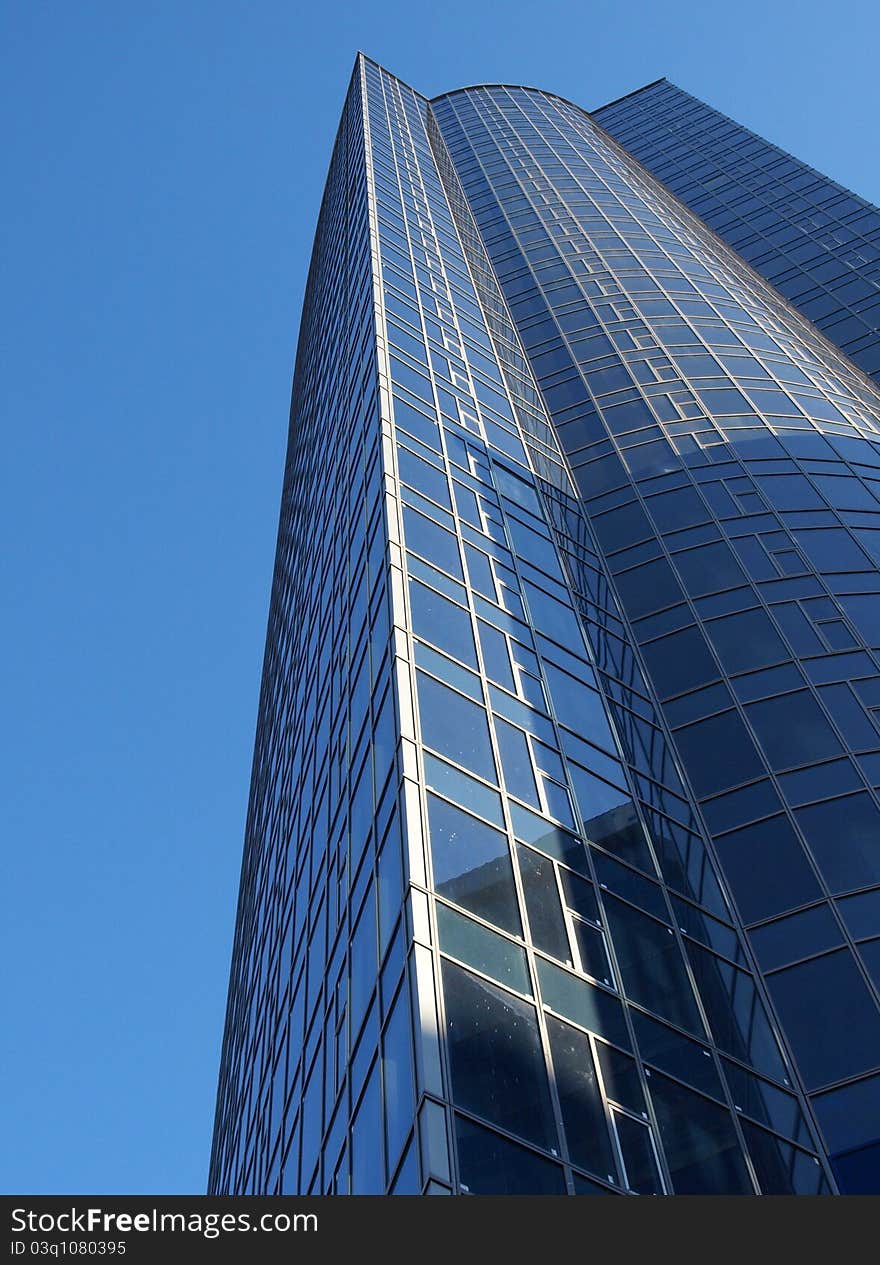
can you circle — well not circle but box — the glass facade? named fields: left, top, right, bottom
left=210, top=56, right=880, bottom=1197
left=594, top=79, right=880, bottom=385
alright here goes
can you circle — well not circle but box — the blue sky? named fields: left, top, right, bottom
left=2, top=0, right=878, bottom=1194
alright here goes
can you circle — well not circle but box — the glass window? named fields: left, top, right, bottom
left=398, top=447, right=451, bottom=508
left=592, top=500, right=653, bottom=552
left=546, top=1016, right=617, bottom=1183
left=572, top=917, right=615, bottom=986
left=596, top=1043, right=646, bottom=1116
left=743, top=1122, right=825, bottom=1194
left=705, top=607, right=787, bottom=674
left=393, top=395, right=440, bottom=450
left=415, top=641, right=481, bottom=701
left=426, top=794, right=520, bottom=934
left=570, top=762, right=633, bottom=824
left=593, top=852, right=668, bottom=921
left=714, top=815, right=822, bottom=923
left=522, top=580, right=585, bottom=649
left=403, top=507, right=463, bottom=577
left=722, top=1058, right=811, bottom=1146
left=573, top=1173, right=618, bottom=1195
left=559, top=866, right=600, bottom=922
left=673, top=540, right=746, bottom=596
left=416, top=672, right=496, bottom=781
left=409, top=580, right=477, bottom=667
left=746, top=690, right=841, bottom=769
left=437, top=902, right=531, bottom=994
left=614, top=555, right=684, bottom=619
left=604, top=895, right=702, bottom=1033
left=641, top=625, right=719, bottom=698
left=766, top=949, right=880, bottom=1088
left=632, top=1010, right=724, bottom=1100
left=350, top=884, right=376, bottom=1037
left=388, top=1136, right=420, bottom=1195
left=686, top=941, right=787, bottom=1082
left=793, top=527, right=870, bottom=573
left=756, top=474, right=824, bottom=511
left=350, top=1060, right=383, bottom=1195
left=442, top=961, right=558, bottom=1152
left=597, top=811, right=658, bottom=883
left=779, top=757, right=862, bottom=806
left=674, top=710, right=764, bottom=796
left=750, top=904, right=843, bottom=971
left=516, top=844, right=571, bottom=964
left=537, top=958, right=630, bottom=1050
left=455, top=1115, right=566, bottom=1195
left=797, top=794, right=880, bottom=894
left=543, top=663, right=616, bottom=749
left=510, top=803, right=589, bottom=874
left=477, top=618, right=515, bottom=690
left=837, top=888, right=880, bottom=941
left=812, top=1072, right=880, bottom=1155
left=382, top=984, right=415, bottom=1178
left=649, top=1072, right=753, bottom=1193
left=495, top=718, right=540, bottom=807
left=646, top=485, right=709, bottom=532
left=464, top=543, right=496, bottom=598
left=613, top=1110, right=664, bottom=1194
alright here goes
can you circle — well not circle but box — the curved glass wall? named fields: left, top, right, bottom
left=431, top=83, right=880, bottom=1192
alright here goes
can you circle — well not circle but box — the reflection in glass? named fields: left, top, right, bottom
left=442, top=961, right=558, bottom=1152
left=546, top=1015, right=617, bottom=1183
left=427, top=793, right=521, bottom=934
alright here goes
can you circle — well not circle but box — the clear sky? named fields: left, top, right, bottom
left=2, top=0, right=878, bottom=1195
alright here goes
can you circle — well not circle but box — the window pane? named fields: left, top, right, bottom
left=641, top=625, right=719, bottom=698
left=743, top=1122, right=825, bottom=1195
left=516, top=844, right=572, bottom=964
left=427, top=794, right=521, bottom=934
left=543, top=663, right=616, bottom=749
left=559, top=866, right=600, bottom=922
left=797, top=794, right=880, bottom=893
left=455, top=1115, right=566, bottom=1195
left=477, top=619, right=515, bottom=690
left=572, top=916, right=615, bottom=986
left=674, top=710, right=763, bottom=795
left=749, top=904, right=843, bottom=972
left=596, top=1043, right=646, bottom=1116
left=722, top=1058, right=811, bottom=1146
left=633, top=1010, right=724, bottom=1100
left=437, top=902, right=530, bottom=994
left=350, top=1060, right=383, bottom=1195
left=614, top=1110, right=664, bottom=1194
left=746, top=691, right=841, bottom=768
left=766, top=949, right=880, bottom=1089
left=382, top=985, right=415, bottom=1178
left=442, top=961, right=558, bottom=1152
left=417, top=672, right=496, bottom=781
left=812, top=1072, right=880, bottom=1155
left=403, top=506, right=462, bottom=577
left=705, top=607, right=787, bottom=674
left=409, top=580, right=477, bottom=667
left=537, top=958, right=630, bottom=1049
left=496, top=717, right=540, bottom=807
left=546, top=1016, right=617, bottom=1183
left=605, top=896, right=703, bottom=1034
left=685, top=941, right=787, bottom=1082
left=511, top=803, right=589, bottom=874
left=649, top=1072, right=753, bottom=1193
left=714, top=815, right=821, bottom=924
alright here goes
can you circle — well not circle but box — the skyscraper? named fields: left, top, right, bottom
left=594, top=80, right=880, bottom=385
left=209, top=56, right=880, bottom=1197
